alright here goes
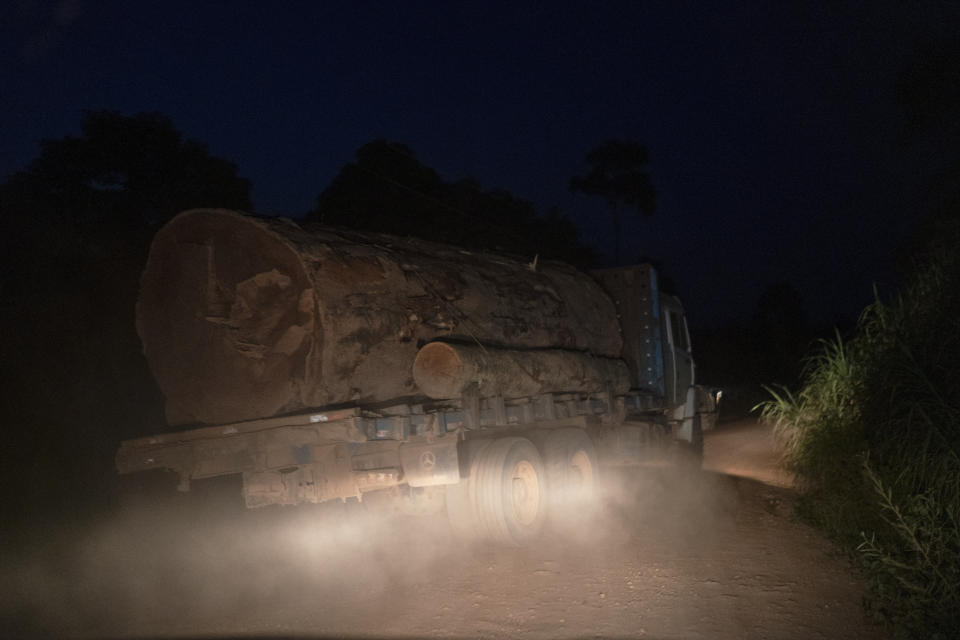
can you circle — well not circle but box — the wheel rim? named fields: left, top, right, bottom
left=511, top=460, right=541, bottom=525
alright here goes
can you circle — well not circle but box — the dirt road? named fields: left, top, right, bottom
left=6, top=419, right=885, bottom=639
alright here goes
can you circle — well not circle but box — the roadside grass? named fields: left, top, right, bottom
left=760, top=233, right=960, bottom=639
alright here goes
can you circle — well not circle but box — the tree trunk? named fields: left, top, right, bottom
left=137, top=209, right=623, bottom=425
left=412, top=341, right=631, bottom=400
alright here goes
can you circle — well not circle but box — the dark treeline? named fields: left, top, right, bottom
left=0, top=112, right=252, bottom=518
left=691, top=281, right=842, bottom=420
left=308, top=139, right=597, bottom=267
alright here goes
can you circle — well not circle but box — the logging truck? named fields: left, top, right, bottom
left=116, top=209, right=716, bottom=545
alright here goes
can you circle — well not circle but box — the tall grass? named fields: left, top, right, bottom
left=761, top=227, right=960, bottom=638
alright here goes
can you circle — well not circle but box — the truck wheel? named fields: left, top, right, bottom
left=543, top=428, right=599, bottom=514
left=470, top=437, right=546, bottom=546
left=444, top=477, right=475, bottom=539
left=445, top=439, right=492, bottom=540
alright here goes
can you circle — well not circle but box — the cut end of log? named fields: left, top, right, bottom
left=137, top=209, right=316, bottom=425
left=412, top=342, right=469, bottom=399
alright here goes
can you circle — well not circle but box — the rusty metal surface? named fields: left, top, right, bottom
left=119, top=407, right=365, bottom=448
left=115, top=411, right=367, bottom=476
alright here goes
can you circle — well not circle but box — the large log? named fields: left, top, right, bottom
left=412, top=342, right=631, bottom=400
left=137, top=209, right=623, bottom=425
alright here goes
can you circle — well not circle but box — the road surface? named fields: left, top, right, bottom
left=6, top=419, right=886, bottom=639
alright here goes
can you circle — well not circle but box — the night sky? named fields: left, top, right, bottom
left=3, top=1, right=957, bottom=327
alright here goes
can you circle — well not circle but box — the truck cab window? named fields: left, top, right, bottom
left=669, top=310, right=689, bottom=352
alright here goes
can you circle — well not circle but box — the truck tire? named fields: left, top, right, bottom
left=444, top=478, right=476, bottom=540
left=543, top=428, right=599, bottom=518
left=449, top=437, right=547, bottom=546
left=444, top=441, right=490, bottom=540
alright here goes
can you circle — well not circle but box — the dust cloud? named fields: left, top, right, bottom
left=5, top=475, right=464, bottom=638
left=3, top=430, right=880, bottom=639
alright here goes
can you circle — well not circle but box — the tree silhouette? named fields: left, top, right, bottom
left=6, top=111, right=251, bottom=214
left=309, top=139, right=596, bottom=266
left=1, top=110, right=251, bottom=298
left=311, top=140, right=447, bottom=235
left=0, top=111, right=251, bottom=515
left=570, top=139, right=656, bottom=265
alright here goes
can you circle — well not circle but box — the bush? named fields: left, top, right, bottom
left=760, top=222, right=960, bottom=638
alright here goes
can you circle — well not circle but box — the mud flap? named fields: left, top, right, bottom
left=399, top=439, right=460, bottom=487
left=674, top=387, right=698, bottom=444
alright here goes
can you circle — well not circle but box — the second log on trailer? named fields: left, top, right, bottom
left=412, top=341, right=631, bottom=400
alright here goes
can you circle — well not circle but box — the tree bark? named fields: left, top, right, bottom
left=137, top=209, right=623, bottom=425
left=412, top=342, right=631, bottom=400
